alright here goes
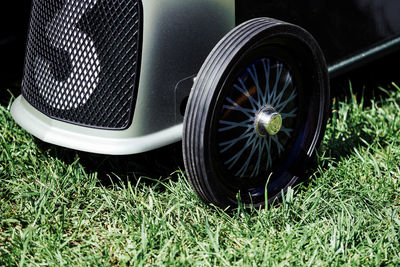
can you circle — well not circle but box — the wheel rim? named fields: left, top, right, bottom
left=210, top=48, right=312, bottom=204
left=217, top=58, right=298, bottom=177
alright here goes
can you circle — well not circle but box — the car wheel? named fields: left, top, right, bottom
left=183, top=17, right=330, bottom=208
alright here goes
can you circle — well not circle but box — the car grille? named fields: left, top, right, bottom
left=22, top=0, right=142, bottom=129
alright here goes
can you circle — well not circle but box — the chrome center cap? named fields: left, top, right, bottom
left=255, top=106, right=282, bottom=136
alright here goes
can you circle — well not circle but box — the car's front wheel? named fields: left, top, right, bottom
left=183, top=17, right=330, bottom=208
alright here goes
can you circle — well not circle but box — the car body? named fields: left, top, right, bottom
left=11, top=0, right=400, bottom=155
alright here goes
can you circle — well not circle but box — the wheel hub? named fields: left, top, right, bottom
left=255, top=106, right=282, bottom=136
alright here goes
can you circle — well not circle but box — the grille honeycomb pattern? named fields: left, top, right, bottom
left=22, top=0, right=142, bottom=129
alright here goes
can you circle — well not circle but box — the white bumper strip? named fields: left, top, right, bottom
left=11, top=96, right=183, bottom=155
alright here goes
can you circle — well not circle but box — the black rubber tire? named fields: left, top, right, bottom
left=183, top=17, right=330, bottom=209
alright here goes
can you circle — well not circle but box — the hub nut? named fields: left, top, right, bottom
left=255, top=106, right=282, bottom=136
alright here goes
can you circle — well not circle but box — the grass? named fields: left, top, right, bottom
left=0, top=83, right=399, bottom=266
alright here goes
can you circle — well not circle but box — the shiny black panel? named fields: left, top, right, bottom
left=236, top=0, right=400, bottom=65
left=0, top=1, right=31, bottom=89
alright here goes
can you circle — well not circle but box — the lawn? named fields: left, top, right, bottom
left=0, top=83, right=399, bottom=266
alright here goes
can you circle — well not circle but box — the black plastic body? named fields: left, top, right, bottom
left=0, top=1, right=31, bottom=89
left=235, top=0, right=400, bottom=76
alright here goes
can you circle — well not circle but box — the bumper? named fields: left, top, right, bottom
left=11, top=96, right=182, bottom=155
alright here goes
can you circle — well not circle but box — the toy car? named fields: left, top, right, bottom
left=11, top=0, right=400, bottom=208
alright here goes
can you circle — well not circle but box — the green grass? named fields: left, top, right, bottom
left=1, top=84, right=399, bottom=266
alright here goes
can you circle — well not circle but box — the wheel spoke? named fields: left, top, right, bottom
left=236, top=136, right=262, bottom=177
left=261, top=59, right=270, bottom=105
left=265, top=137, right=273, bottom=170
left=276, top=88, right=297, bottom=112
left=218, top=118, right=253, bottom=132
left=280, top=126, right=294, bottom=137
left=271, top=72, right=292, bottom=107
left=234, top=78, right=259, bottom=110
left=219, top=127, right=254, bottom=153
left=223, top=97, right=255, bottom=118
left=280, top=107, right=297, bottom=119
left=268, top=62, right=283, bottom=103
left=271, top=135, right=284, bottom=154
left=225, top=135, right=257, bottom=170
left=247, top=64, right=262, bottom=103
left=251, top=137, right=265, bottom=176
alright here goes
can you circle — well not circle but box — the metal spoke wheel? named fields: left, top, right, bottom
left=183, top=18, right=330, bottom=209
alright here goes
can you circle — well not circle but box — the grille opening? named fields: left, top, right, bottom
left=22, top=0, right=143, bottom=130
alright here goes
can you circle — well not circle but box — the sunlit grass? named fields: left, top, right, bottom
left=1, top=83, right=399, bottom=265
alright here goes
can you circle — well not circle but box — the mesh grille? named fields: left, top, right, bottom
left=22, top=0, right=142, bottom=129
